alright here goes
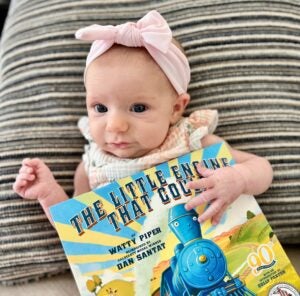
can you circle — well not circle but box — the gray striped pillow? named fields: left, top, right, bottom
left=0, top=0, right=299, bottom=285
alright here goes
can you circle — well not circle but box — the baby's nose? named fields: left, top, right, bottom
left=106, top=113, right=129, bottom=133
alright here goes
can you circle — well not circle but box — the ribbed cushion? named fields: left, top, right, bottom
left=0, top=0, right=299, bottom=285
left=0, top=0, right=9, bottom=36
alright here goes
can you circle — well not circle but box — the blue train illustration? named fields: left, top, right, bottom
left=160, top=204, right=256, bottom=296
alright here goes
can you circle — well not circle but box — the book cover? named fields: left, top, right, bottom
left=50, top=142, right=300, bottom=296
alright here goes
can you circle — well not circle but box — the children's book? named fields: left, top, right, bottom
left=50, top=142, right=300, bottom=296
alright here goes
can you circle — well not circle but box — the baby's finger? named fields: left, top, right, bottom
left=17, top=172, right=36, bottom=182
left=196, top=166, right=214, bottom=178
left=19, top=165, right=33, bottom=174
left=22, top=157, right=42, bottom=168
left=211, top=204, right=227, bottom=225
left=186, top=177, right=215, bottom=190
left=198, top=200, right=224, bottom=223
left=22, top=158, right=31, bottom=165
left=185, top=190, right=215, bottom=210
left=13, top=179, right=27, bottom=192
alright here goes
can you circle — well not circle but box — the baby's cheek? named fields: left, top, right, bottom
left=90, top=124, right=104, bottom=142
left=142, top=131, right=166, bottom=149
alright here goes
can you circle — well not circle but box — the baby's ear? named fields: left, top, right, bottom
left=170, top=93, right=190, bottom=124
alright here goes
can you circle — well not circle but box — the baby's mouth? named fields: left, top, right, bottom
left=107, top=142, right=130, bottom=149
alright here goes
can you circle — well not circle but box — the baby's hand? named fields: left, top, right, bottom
left=13, top=158, right=56, bottom=201
left=185, top=165, right=246, bottom=225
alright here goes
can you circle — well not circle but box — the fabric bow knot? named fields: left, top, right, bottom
left=75, top=10, right=190, bottom=94
left=76, top=11, right=172, bottom=53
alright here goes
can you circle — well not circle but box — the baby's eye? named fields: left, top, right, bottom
left=130, top=104, right=148, bottom=113
left=94, top=104, right=108, bottom=113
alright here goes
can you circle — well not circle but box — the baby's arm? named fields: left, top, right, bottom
left=13, top=158, right=69, bottom=224
left=185, top=134, right=273, bottom=224
left=73, top=161, right=91, bottom=196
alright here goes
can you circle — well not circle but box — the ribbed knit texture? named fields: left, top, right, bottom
left=0, top=0, right=299, bottom=285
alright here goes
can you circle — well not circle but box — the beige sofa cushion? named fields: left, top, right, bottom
left=0, top=0, right=299, bottom=285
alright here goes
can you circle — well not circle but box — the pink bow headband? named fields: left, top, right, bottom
left=75, top=10, right=190, bottom=95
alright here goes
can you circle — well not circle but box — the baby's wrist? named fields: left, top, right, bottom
left=37, top=181, right=68, bottom=206
left=231, top=164, right=248, bottom=194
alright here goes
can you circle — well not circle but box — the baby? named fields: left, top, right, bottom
left=13, top=10, right=273, bottom=226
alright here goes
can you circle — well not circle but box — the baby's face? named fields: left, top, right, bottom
left=85, top=46, right=186, bottom=158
